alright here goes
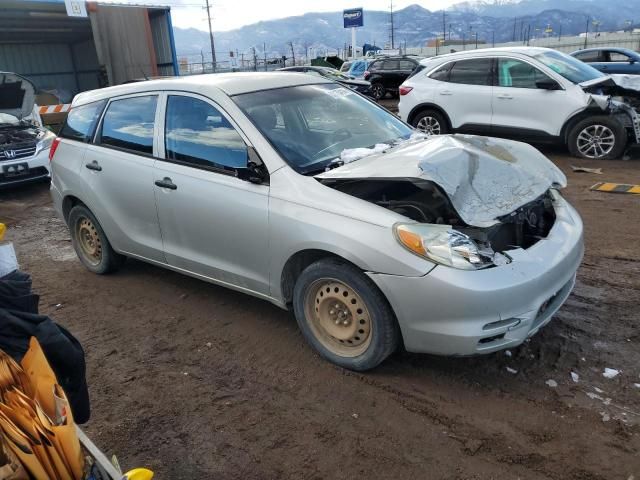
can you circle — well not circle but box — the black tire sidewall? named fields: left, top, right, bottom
left=568, top=116, right=627, bottom=160
left=372, top=83, right=385, bottom=100
left=292, top=259, right=399, bottom=371
left=412, top=110, right=449, bottom=135
left=68, top=205, right=121, bottom=274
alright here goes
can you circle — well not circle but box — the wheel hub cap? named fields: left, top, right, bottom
left=305, top=279, right=372, bottom=357
left=416, top=116, right=441, bottom=136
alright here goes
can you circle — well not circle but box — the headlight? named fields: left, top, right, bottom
left=37, top=130, right=56, bottom=151
left=394, top=223, right=495, bottom=270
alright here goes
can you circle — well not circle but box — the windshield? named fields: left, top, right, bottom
left=533, top=50, right=605, bottom=84
left=233, top=84, right=412, bottom=174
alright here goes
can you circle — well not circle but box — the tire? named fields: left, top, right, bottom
left=68, top=205, right=125, bottom=274
left=292, top=258, right=399, bottom=371
left=567, top=115, right=627, bottom=160
left=411, top=109, right=449, bottom=135
left=371, top=82, right=386, bottom=100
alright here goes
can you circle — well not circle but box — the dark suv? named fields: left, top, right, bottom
left=364, top=56, right=423, bottom=100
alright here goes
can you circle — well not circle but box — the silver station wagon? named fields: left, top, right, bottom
left=50, top=73, right=584, bottom=370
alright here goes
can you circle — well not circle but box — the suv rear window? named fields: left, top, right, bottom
left=399, top=60, right=416, bottom=70
left=59, top=100, right=106, bottom=142
left=448, top=58, right=492, bottom=86
left=99, top=95, right=157, bottom=155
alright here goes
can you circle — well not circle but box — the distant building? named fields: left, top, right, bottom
left=426, top=39, right=487, bottom=47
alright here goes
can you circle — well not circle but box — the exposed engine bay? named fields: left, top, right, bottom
left=320, top=177, right=556, bottom=253
left=0, top=124, right=44, bottom=149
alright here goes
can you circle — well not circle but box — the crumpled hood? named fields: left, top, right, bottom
left=316, top=135, right=567, bottom=227
left=0, top=72, right=36, bottom=120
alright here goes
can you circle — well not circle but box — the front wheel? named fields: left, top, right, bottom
left=293, top=258, right=399, bottom=371
left=411, top=109, right=449, bottom=135
left=567, top=116, right=627, bottom=160
left=68, top=205, right=125, bottom=274
left=371, top=83, right=386, bottom=100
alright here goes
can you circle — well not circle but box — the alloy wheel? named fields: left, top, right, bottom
left=576, top=124, right=615, bottom=159
left=372, top=84, right=385, bottom=100
left=416, top=116, right=441, bottom=136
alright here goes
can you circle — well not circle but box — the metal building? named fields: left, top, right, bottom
left=0, top=0, right=179, bottom=99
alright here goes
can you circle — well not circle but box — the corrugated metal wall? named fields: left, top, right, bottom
left=150, top=11, right=176, bottom=76
left=0, top=40, right=101, bottom=97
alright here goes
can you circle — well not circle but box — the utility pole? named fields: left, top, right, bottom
left=558, top=24, right=562, bottom=40
left=240, top=52, right=244, bottom=70
left=263, top=42, right=267, bottom=71
left=200, top=49, right=205, bottom=74
left=389, top=0, right=395, bottom=49
left=252, top=47, right=257, bottom=71
left=204, top=0, right=216, bottom=72
left=289, top=41, right=295, bottom=65
left=492, top=31, right=495, bottom=47
left=442, top=10, right=446, bottom=43
left=513, top=18, right=517, bottom=42
left=584, top=16, right=589, bottom=49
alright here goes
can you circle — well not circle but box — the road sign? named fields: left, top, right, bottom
left=343, top=8, right=363, bottom=29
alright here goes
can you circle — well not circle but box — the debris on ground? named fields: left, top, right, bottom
left=506, top=367, right=517, bottom=374
left=603, top=368, right=620, bottom=379
left=571, top=165, right=602, bottom=174
left=571, top=372, right=579, bottom=383
left=545, top=379, right=558, bottom=388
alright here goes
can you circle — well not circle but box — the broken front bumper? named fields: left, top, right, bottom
left=368, top=194, right=584, bottom=356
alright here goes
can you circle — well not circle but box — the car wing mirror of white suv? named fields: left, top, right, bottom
left=536, top=78, right=562, bottom=90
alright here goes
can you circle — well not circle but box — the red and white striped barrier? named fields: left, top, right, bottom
left=38, top=104, right=71, bottom=114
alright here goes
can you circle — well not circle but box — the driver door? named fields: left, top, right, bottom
left=153, top=92, right=271, bottom=295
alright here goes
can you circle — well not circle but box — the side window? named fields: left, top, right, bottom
left=497, top=58, right=553, bottom=89
left=575, top=51, right=603, bottom=62
left=429, top=63, right=453, bottom=81
left=448, top=58, right=492, bottom=86
left=59, top=100, right=106, bottom=142
left=382, top=60, right=400, bottom=70
left=609, top=51, right=631, bottom=62
left=399, top=60, right=416, bottom=71
left=164, top=95, right=247, bottom=172
left=99, top=95, right=157, bottom=155
left=369, top=61, right=381, bottom=71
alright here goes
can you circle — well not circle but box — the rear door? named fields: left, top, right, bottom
left=573, top=50, right=607, bottom=71
left=153, top=92, right=270, bottom=295
left=81, top=93, right=165, bottom=262
left=603, top=50, right=636, bottom=74
left=431, top=57, right=493, bottom=131
left=492, top=57, right=581, bottom=137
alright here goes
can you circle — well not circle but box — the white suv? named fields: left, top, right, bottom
left=399, top=47, right=637, bottom=159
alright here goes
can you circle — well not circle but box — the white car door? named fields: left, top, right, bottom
left=153, top=92, right=271, bottom=296
left=430, top=57, right=494, bottom=132
left=81, top=93, right=165, bottom=262
left=491, top=57, right=584, bottom=137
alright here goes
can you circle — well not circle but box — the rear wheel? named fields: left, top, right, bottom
left=293, top=258, right=399, bottom=371
left=567, top=116, right=627, bottom=159
left=371, top=83, right=386, bottom=100
left=412, top=109, right=449, bottom=136
left=68, top=205, right=125, bottom=274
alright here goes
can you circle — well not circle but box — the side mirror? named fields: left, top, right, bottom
left=536, top=78, right=561, bottom=90
left=237, top=147, right=269, bottom=184
left=629, top=59, right=636, bottom=64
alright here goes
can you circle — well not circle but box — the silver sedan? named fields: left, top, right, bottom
left=50, top=73, right=583, bottom=370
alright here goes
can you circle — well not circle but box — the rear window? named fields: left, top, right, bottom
left=399, top=60, right=416, bottom=70
left=59, top=100, right=106, bottom=142
left=99, top=95, right=157, bottom=155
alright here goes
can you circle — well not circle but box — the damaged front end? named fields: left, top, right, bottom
left=317, top=135, right=564, bottom=270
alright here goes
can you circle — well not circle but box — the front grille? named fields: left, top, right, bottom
left=0, top=145, right=37, bottom=161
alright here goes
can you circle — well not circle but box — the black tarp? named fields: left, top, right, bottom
left=0, top=270, right=90, bottom=423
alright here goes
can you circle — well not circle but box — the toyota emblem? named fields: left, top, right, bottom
left=4, top=150, right=16, bottom=159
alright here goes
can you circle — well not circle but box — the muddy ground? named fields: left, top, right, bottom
left=1, top=146, right=639, bottom=478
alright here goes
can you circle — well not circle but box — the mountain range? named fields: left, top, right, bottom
left=173, top=0, right=640, bottom=61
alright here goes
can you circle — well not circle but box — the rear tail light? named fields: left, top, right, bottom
left=363, top=70, right=370, bottom=79
left=49, top=137, right=61, bottom=162
left=399, top=86, right=413, bottom=96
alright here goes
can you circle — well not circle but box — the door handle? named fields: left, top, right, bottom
left=497, top=94, right=513, bottom=100
left=154, top=177, right=177, bottom=190
left=439, top=90, right=453, bottom=95
left=85, top=160, right=102, bottom=172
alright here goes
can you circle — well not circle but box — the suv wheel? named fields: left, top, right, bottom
left=68, top=205, right=125, bottom=274
left=412, top=109, right=449, bottom=136
left=568, top=116, right=627, bottom=160
left=371, top=83, right=386, bottom=100
left=293, top=258, right=399, bottom=371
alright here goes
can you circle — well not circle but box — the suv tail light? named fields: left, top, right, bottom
left=49, top=137, right=61, bottom=162
left=399, top=86, right=413, bottom=96
left=363, top=70, right=370, bottom=80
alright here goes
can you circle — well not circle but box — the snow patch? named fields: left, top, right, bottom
left=603, top=368, right=620, bottom=379
left=545, top=379, right=558, bottom=388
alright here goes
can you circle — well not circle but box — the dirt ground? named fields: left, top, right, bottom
left=1, top=145, right=640, bottom=478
